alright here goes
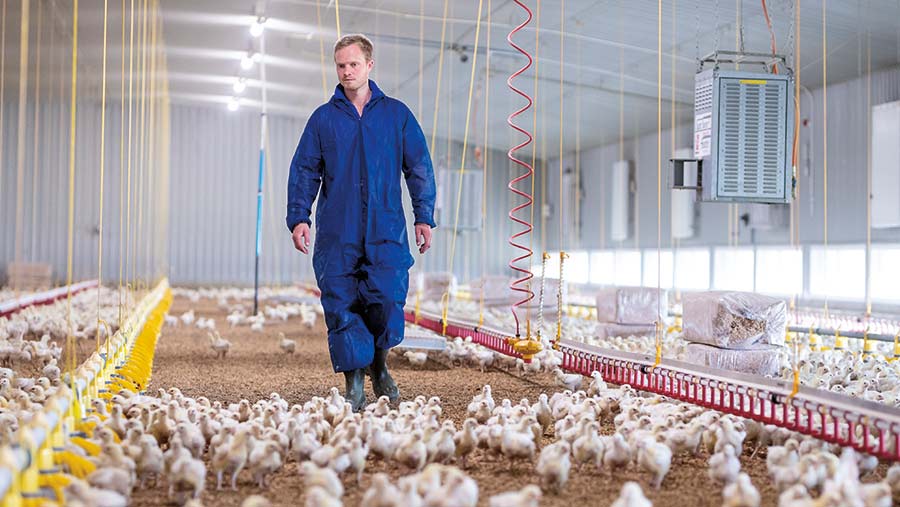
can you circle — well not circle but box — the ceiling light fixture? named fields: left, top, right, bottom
left=240, top=53, right=254, bottom=70
left=233, top=78, right=247, bottom=94
left=250, top=16, right=266, bottom=37
left=228, top=97, right=240, bottom=111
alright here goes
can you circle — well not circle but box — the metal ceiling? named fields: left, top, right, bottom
left=3, top=0, right=900, bottom=153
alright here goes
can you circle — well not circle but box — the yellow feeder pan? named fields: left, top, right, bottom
left=512, top=337, right=543, bottom=362
left=809, top=333, right=821, bottom=351
left=833, top=331, right=847, bottom=351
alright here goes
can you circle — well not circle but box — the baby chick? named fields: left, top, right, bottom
left=488, top=484, right=542, bottom=507
left=207, top=331, right=231, bottom=359
left=536, top=440, right=571, bottom=493
left=248, top=440, right=282, bottom=488
left=298, top=462, right=344, bottom=499
left=636, top=437, right=672, bottom=489
left=611, top=481, right=652, bottom=507
left=360, top=473, right=400, bottom=507
left=709, top=444, right=741, bottom=485
left=723, top=473, right=761, bottom=507
left=277, top=332, right=296, bottom=354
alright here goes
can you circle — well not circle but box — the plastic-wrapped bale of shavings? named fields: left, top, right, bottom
left=685, top=342, right=787, bottom=377
left=595, top=286, right=668, bottom=326
left=683, top=291, right=787, bottom=348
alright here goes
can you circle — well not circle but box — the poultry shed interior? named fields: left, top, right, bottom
left=2, top=1, right=900, bottom=506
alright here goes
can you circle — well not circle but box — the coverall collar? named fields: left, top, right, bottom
left=331, top=79, right=385, bottom=118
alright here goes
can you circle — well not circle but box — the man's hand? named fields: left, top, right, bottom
left=415, top=223, right=432, bottom=254
left=292, top=223, right=312, bottom=254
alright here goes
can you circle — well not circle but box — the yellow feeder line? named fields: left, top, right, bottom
left=4, top=281, right=171, bottom=506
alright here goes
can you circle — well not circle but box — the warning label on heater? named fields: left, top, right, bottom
left=694, top=112, right=712, bottom=158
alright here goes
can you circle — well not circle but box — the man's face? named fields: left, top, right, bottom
left=334, top=43, right=373, bottom=92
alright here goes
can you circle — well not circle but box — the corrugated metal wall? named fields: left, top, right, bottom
left=546, top=64, right=900, bottom=250
left=0, top=99, right=168, bottom=286
left=165, top=104, right=543, bottom=287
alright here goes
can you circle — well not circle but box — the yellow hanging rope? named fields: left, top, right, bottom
left=29, top=0, right=42, bottom=264
left=13, top=0, right=30, bottom=272
left=66, top=0, right=80, bottom=388
left=125, top=0, right=135, bottom=298
left=96, top=0, right=109, bottom=351
left=865, top=20, right=872, bottom=318
left=478, top=0, right=492, bottom=328
left=0, top=0, right=6, bottom=218
left=416, top=0, right=449, bottom=324
left=441, top=0, right=485, bottom=332
left=118, top=0, right=127, bottom=326
left=315, top=0, right=328, bottom=102
left=822, top=0, right=829, bottom=320
left=137, top=0, right=148, bottom=292
left=527, top=0, right=541, bottom=333
left=654, top=0, right=663, bottom=367
left=334, top=0, right=341, bottom=38
left=554, top=0, right=565, bottom=349
left=428, top=0, right=449, bottom=154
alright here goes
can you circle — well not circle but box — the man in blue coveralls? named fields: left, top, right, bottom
left=286, top=34, right=436, bottom=412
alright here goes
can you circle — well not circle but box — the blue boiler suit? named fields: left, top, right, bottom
left=286, top=80, right=437, bottom=373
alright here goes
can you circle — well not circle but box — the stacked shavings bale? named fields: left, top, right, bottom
left=410, top=271, right=457, bottom=301
left=595, top=286, right=668, bottom=325
left=521, top=277, right=562, bottom=310
left=468, top=275, right=513, bottom=307
left=6, top=262, right=52, bottom=290
left=596, top=322, right=658, bottom=340
left=683, top=291, right=787, bottom=376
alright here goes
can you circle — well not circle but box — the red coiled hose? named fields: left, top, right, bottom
left=506, top=0, right=535, bottom=336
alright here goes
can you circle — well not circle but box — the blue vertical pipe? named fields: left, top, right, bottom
left=253, top=30, right=268, bottom=316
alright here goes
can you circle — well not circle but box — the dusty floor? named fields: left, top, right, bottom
left=128, top=295, right=889, bottom=507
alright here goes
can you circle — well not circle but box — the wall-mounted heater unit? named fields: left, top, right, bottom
left=671, top=51, right=795, bottom=205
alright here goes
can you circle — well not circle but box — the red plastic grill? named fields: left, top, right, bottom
left=407, top=310, right=900, bottom=462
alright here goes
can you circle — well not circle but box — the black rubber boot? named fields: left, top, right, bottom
left=343, top=369, right=367, bottom=412
left=368, top=348, right=400, bottom=403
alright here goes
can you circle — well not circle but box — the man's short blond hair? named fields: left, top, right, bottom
left=334, top=34, right=374, bottom=61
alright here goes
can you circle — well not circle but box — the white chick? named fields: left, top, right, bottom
left=404, top=350, right=428, bottom=367
left=169, top=456, right=206, bottom=503
left=427, top=427, right=456, bottom=465
left=180, top=310, right=195, bottom=326
left=298, top=462, right=344, bottom=499
left=488, top=484, right=542, bottom=507
left=474, top=350, right=495, bottom=372
left=426, top=469, right=478, bottom=507
left=572, top=421, right=604, bottom=469
left=360, top=473, right=400, bottom=507
left=516, top=357, right=542, bottom=376
left=394, top=430, right=427, bottom=471
left=722, top=473, right=760, bottom=507
left=611, top=482, right=652, bottom=507
left=305, top=487, right=343, bottom=507
left=500, top=427, right=535, bottom=468
left=535, top=440, right=571, bottom=493
left=587, top=370, right=608, bottom=396
left=277, top=332, right=296, bottom=354
left=454, top=418, right=478, bottom=468
left=636, top=438, right=672, bottom=489
left=208, top=331, right=231, bottom=359
left=860, top=482, right=892, bottom=507
left=709, top=444, right=741, bottom=484
left=242, top=495, right=272, bottom=507
left=248, top=440, right=282, bottom=488
left=347, top=438, right=369, bottom=484
left=602, top=433, right=632, bottom=471
left=86, top=467, right=132, bottom=499
left=64, top=479, right=128, bottom=507
left=136, top=437, right=164, bottom=488
left=553, top=368, right=583, bottom=392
